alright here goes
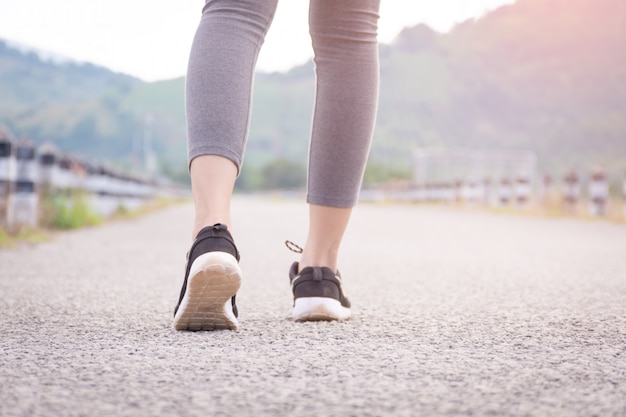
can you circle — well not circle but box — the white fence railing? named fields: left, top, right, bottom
left=361, top=149, right=625, bottom=219
left=0, top=131, right=185, bottom=231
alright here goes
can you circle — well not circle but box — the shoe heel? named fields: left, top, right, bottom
left=292, top=297, right=351, bottom=322
left=173, top=252, right=242, bottom=331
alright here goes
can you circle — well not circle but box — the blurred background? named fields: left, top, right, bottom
left=0, top=0, right=625, bottom=232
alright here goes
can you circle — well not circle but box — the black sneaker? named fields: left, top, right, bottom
left=173, top=224, right=241, bottom=331
left=288, top=262, right=352, bottom=322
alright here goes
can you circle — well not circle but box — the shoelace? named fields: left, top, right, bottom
left=285, top=240, right=303, bottom=254
left=285, top=240, right=345, bottom=286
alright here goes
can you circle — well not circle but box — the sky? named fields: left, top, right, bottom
left=0, top=0, right=514, bottom=82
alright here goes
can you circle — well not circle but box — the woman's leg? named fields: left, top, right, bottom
left=190, top=155, right=237, bottom=237
left=174, top=0, right=278, bottom=330
left=300, top=0, right=381, bottom=271
left=299, top=205, right=352, bottom=272
left=186, top=0, right=278, bottom=238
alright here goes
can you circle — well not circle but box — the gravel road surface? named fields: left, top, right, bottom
left=1, top=196, right=625, bottom=417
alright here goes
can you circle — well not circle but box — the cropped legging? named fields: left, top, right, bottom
left=186, top=0, right=380, bottom=207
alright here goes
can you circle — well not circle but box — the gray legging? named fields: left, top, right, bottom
left=186, top=0, right=380, bottom=208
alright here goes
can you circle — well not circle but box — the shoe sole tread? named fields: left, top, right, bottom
left=173, top=252, right=241, bottom=331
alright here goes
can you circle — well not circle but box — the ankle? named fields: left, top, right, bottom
left=299, top=251, right=338, bottom=272
left=193, top=218, right=232, bottom=239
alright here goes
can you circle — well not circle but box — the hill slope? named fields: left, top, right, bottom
left=375, top=0, right=626, bottom=172
left=1, top=0, right=624, bottom=181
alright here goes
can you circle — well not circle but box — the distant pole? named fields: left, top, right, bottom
left=143, top=113, right=157, bottom=176
left=132, top=116, right=142, bottom=167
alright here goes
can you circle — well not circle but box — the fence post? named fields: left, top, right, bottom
left=0, top=130, right=15, bottom=229
left=474, top=180, right=485, bottom=204
left=454, top=180, right=463, bottom=204
left=38, top=143, right=59, bottom=191
left=8, top=137, right=38, bottom=229
left=482, top=177, right=497, bottom=206
left=463, top=181, right=477, bottom=204
left=562, top=170, right=580, bottom=214
left=540, top=174, right=552, bottom=207
left=445, top=183, right=455, bottom=203
left=38, top=143, right=62, bottom=224
left=498, top=178, right=512, bottom=206
left=589, top=166, right=609, bottom=217
left=515, top=175, right=532, bottom=208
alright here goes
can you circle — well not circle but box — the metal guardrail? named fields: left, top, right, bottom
left=0, top=130, right=183, bottom=231
left=401, top=147, right=624, bottom=218
left=361, top=168, right=625, bottom=219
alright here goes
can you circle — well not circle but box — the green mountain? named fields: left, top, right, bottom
left=0, top=41, right=140, bottom=158
left=251, top=0, right=626, bottom=175
left=1, top=0, right=625, bottom=185
left=376, top=0, right=626, bottom=173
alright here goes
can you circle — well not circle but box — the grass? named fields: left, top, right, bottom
left=1, top=191, right=102, bottom=249
left=110, top=196, right=189, bottom=221
left=0, top=191, right=188, bottom=250
left=360, top=190, right=626, bottom=225
left=0, top=227, right=51, bottom=249
left=41, top=191, right=103, bottom=230
left=465, top=195, right=626, bottom=225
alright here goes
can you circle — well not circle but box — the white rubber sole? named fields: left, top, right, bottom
left=292, top=297, right=351, bottom=322
left=173, top=251, right=241, bottom=331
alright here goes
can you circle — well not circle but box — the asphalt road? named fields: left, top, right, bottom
left=1, top=196, right=625, bottom=417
